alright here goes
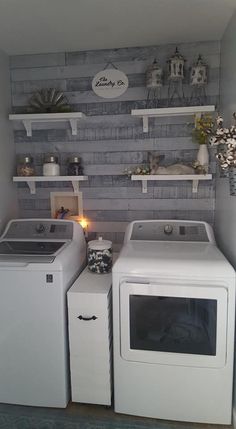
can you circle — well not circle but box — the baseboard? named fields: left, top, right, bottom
left=232, top=407, right=236, bottom=428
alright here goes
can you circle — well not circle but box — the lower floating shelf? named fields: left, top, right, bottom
left=13, top=176, right=88, bottom=194
left=131, top=174, right=212, bottom=194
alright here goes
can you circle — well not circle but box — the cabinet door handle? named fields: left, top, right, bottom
left=77, top=315, right=98, bottom=321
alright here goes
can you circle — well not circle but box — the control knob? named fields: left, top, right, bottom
left=35, top=224, right=45, bottom=234
left=164, top=224, right=173, bottom=235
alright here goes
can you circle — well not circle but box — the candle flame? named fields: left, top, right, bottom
left=78, top=218, right=88, bottom=229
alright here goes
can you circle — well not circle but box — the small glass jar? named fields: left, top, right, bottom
left=17, top=156, right=35, bottom=177
left=43, top=155, right=60, bottom=176
left=67, top=156, right=83, bottom=176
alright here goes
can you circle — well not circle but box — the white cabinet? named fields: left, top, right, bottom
left=67, top=267, right=112, bottom=405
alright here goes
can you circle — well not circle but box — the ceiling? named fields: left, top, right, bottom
left=0, top=0, right=236, bottom=55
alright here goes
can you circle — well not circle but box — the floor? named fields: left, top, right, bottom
left=0, top=402, right=232, bottom=429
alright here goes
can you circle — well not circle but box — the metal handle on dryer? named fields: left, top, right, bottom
left=77, top=315, right=98, bottom=321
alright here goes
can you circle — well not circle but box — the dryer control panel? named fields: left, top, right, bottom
left=126, top=220, right=215, bottom=243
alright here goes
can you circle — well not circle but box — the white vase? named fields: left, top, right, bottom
left=197, top=144, right=209, bottom=171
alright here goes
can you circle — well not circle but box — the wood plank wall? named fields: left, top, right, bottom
left=10, top=41, right=220, bottom=249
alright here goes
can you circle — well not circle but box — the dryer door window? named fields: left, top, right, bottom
left=129, top=295, right=217, bottom=356
left=120, top=281, right=227, bottom=368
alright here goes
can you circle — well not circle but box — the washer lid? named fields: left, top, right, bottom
left=0, top=241, right=65, bottom=256
left=0, top=254, right=55, bottom=264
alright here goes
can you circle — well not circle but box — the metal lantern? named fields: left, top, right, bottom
left=167, top=47, right=185, bottom=80
left=146, top=59, right=163, bottom=88
left=190, top=55, right=207, bottom=86
left=190, top=55, right=208, bottom=105
left=146, top=59, right=163, bottom=108
left=167, top=47, right=185, bottom=106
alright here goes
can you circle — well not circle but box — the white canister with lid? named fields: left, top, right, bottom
left=87, top=237, right=112, bottom=274
left=43, top=155, right=60, bottom=176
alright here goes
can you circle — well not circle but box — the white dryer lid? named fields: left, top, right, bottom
left=113, top=241, right=235, bottom=279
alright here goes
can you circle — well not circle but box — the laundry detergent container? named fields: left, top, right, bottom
left=87, top=237, right=112, bottom=274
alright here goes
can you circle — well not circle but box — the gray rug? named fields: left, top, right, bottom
left=0, top=403, right=231, bottom=429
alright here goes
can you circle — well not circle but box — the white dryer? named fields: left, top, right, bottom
left=112, top=220, right=235, bottom=424
left=0, top=219, right=86, bottom=408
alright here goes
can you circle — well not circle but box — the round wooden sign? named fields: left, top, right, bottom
left=92, top=69, right=129, bottom=99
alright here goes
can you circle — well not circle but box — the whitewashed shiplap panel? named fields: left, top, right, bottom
left=14, top=137, right=195, bottom=154
left=11, top=82, right=219, bottom=107
left=131, top=198, right=213, bottom=211
left=10, top=41, right=220, bottom=73
left=87, top=221, right=128, bottom=233
left=10, top=53, right=66, bottom=69
left=9, top=41, right=220, bottom=70
left=81, top=186, right=154, bottom=199
left=12, top=79, right=67, bottom=95
left=12, top=122, right=197, bottom=145
left=11, top=115, right=200, bottom=135
left=82, top=197, right=213, bottom=211
left=10, top=53, right=220, bottom=82
left=65, top=42, right=220, bottom=65
left=10, top=41, right=219, bottom=244
left=67, top=68, right=220, bottom=91
left=11, top=68, right=219, bottom=95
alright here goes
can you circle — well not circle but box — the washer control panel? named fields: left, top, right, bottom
left=3, top=220, right=73, bottom=240
left=129, top=221, right=213, bottom=242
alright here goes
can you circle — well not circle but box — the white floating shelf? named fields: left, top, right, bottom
left=13, top=176, right=88, bottom=194
left=9, top=112, right=86, bottom=136
left=131, top=105, right=215, bottom=133
left=131, top=174, right=212, bottom=194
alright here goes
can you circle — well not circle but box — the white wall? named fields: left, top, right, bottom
left=215, top=11, right=236, bottom=265
left=215, top=10, right=236, bottom=426
left=0, top=50, right=18, bottom=231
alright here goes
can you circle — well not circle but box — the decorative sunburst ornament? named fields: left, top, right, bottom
left=28, top=88, right=72, bottom=113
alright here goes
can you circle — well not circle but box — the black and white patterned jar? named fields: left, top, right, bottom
left=87, top=237, right=112, bottom=274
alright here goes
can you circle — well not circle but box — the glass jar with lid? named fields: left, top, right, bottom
left=67, top=156, right=83, bottom=176
left=17, top=156, right=35, bottom=176
left=87, top=237, right=112, bottom=274
left=43, top=155, right=60, bottom=176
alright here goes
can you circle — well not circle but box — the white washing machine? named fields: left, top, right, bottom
left=0, top=218, right=86, bottom=408
left=112, top=220, right=235, bottom=424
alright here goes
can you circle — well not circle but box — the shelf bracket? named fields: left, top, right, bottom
left=23, top=120, right=32, bottom=137
left=27, top=181, right=36, bottom=194
left=192, top=179, right=199, bottom=193
left=69, top=119, right=78, bottom=136
left=72, top=181, right=80, bottom=193
left=142, top=116, right=149, bottom=133
left=141, top=180, right=148, bottom=194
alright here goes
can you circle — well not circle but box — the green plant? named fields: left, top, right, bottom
left=193, top=114, right=214, bottom=145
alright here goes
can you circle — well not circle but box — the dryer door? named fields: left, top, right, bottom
left=120, top=281, right=228, bottom=368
